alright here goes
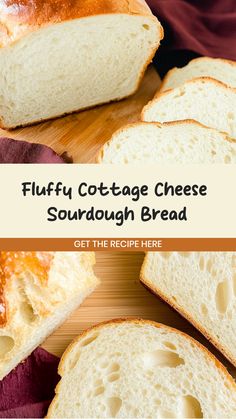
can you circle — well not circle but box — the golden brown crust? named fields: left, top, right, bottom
left=96, top=119, right=235, bottom=163
left=140, top=256, right=236, bottom=368
left=0, top=252, right=54, bottom=327
left=47, top=317, right=236, bottom=418
left=161, top=57, right=236, bottom=92
left=0, top=0, right=159, bottom=48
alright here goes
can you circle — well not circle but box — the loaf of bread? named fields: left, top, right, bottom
left=161, top=57, right=236, bottom=91
left=98, top=120, right=236, bottom=164
left=142, top=78, right=236, bottom=139
left=0, top=0, right=163, bottom=129
left=141, top=252, right=236, bottom=367
left=0, top=252, right=99, bottom=380
left=47, top=319, right=236, bottom=418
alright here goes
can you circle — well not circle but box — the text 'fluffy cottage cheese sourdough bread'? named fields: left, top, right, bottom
left=0, top=0, right=163, bottom=129
left=0, top=252, right=99, bottom=380
left=142, top=78, right=236, bottom=139
left=141, top=252, right=236, bottom=367
left=97, top=121, right=236, bottom=164
left=160, top=57, right=236, bottom=91
left=47, top=319, right=236, bottom=418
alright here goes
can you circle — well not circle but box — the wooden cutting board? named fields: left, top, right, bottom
left=42, top=252, right=236, bottom=379
left=0, top=66, right=160, bottom=163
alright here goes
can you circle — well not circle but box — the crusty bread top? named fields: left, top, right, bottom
left=0, top=251, right=54, bottom=326
left=0, top=0, right=161, bottom=48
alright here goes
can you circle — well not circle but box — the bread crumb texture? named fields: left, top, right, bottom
left=48, top=319, right=236, bottom=418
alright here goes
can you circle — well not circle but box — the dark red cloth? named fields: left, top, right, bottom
left=146, top=0, right=236, bottom=75
left=0, top=348, right=60, bottom=418
left=0, top=137, right=68, bottom=163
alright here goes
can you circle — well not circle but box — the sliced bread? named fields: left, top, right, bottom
left=0, top=0, right=163, bottom=129
left=0, top=252, right=99, bottom=380
left=97, top=121, right=236, bottom=164
left=141, top=252, right=236, bottom=367
left=47, top=319, right=236, bottom=418
left=161, top=57, right=236, bottom=91
left=142, top=78, right=236, bottom=139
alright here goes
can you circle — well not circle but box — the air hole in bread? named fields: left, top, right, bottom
left=159, top=252, right=171, bottom=259
left=174, top=89, right=185, bottom=98
left=199, top=256, right=205, bottom=270
left=107, top=373, right=120, bottom=383
left=68, top=350, right=80, bottom=370
left=0, top=336, right=15, bottom=357
left=142, top=350, right=185, bottom=369
left=155, top=399, right=161, bottom=406
left=107, top=397, right=122, bottom=417
left=80, top=333, right=99, bottom=347
left=233, top=273, right=236, bottom=296
left=95, top=379, right=103, bottom=387
left=94, top=386, right=105, bottom=397
left=201, top=303, right=208, bottom=316
left=215, top=280, right=231, bottom=314
left=181, top=395, right=203, bottom=418
left=163, top=341, right=177, bottom=351
left=108, top=363, right=120, bottom=373
left=20, top=300, right=37, bottom=324
left=159, top=410, right=176, bottom=418
left=142, top=24, right=150, bottom=30
left=178, top=252, right=191, bottom=258
left=206, top=258, right=213, bottom=273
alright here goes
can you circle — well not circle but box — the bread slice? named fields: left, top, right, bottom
left=47, top=319, right=236, bottom=418
left=141, top=252, right=236, bottom=368
left=161, top=57, right=236, bottom=91
left=0, top=0, right=163, bottom=129
left=142, top=78, right=236, bottom=139
left=0, top=252, right=99, bottom=380
left=97, top=120, right=236, bottom=164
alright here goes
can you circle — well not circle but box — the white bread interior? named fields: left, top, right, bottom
left=0, top=14, right=162, bottom=129
left=0, top=252, right=99, bottom=380
left=47, top=319, right=236, bottom=418
left=142, top=78, right=236, bottom=139
left=141, top=252, right=236, bottom=367
left=161, top=57, right=236, bottom=91
left=98, top=121, right=236, bottom=164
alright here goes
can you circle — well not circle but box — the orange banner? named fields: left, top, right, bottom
left=0, top=238, right=236, bottom=251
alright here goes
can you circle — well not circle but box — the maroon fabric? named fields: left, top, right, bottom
left=146, top=0, right=236, bottom=75
left=0, top=348, right=60, bottom=418
left=0, top=137, right=67, bottom=163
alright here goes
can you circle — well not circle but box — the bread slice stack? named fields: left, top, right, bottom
left=160, top=57, right=236, bottom=91
left=0, top=252, right=99, bottom=380
left=0, top=0, right=163, bottom=129
left=141, top=252, right=236, bottom=368
left=142, top=58, right=236, bottom=139
left=47, top=319, right=236, bottom=418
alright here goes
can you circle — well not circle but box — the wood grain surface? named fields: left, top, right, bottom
left=0, top=66, right=160, bottom=163
left=42, top=252, right=236, bottom=379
